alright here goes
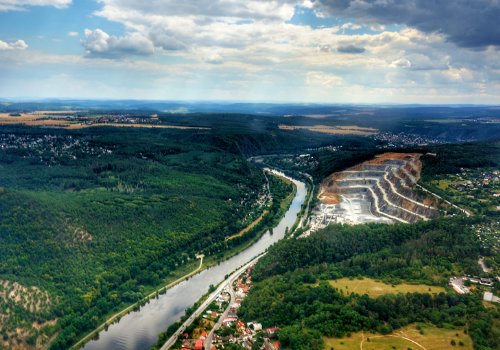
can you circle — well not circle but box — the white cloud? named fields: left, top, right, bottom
left=0, top=39, right=27, bottom=50
left=306, top=72, right=343, bottom=88
left=52, top=38, right=61, bottom=42
left=80, top=29, right=155, bottom=58
left=390, top=58, right=411, bottom=67
left=204, top=54, right=224, bottom=64
left=68, top=32, right=78, bottom=36
left=0, top=0, right=71, bottom=11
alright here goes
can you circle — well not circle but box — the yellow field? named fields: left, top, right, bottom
left=278, top=125, right=377, bottom=135
left=70, top=124, right=210, bottom=130
left=0, top=112, right=209, bottom=130
left=328, top=278, right=446, bottom=298
left=324, top=324, right=473, bottom=350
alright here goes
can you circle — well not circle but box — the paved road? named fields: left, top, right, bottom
left=204, top=285, right=235, bottom=350
left=160, top=256, right=263, bottom=350
left=479, top=258, right=491, bottom=273
left=70, top=257, right=203, bottom=350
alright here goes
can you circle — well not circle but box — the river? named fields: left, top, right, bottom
left=83, top=170, right=307, bottom=350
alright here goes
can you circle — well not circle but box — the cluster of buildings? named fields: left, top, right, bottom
left=460, top=118, right=500, bottom=123
left=452, top=168, right=500, bottom=191
left=304, top=145, right=341, bottom=152
left=370, top=132, right=443, bottom=148
left=0, top=134, right=113, bottom=165
left=472, top=223, right=500, bottom=251
left=278, top=155, right=319, bottom=170
left=79, top=114, right=161, bottom=126
left=210, top=267, right=280, bottom=350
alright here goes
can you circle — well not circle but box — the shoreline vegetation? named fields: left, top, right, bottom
left=71, top=170, right=298, bottom=350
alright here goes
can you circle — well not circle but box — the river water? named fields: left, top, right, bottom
left=83, top=170, right=307, bottom=350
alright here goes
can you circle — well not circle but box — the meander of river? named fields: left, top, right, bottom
left=83, top=170, right=307, bottom=350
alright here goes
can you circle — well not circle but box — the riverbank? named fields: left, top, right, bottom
left=71, top=169, right=297, bottom=350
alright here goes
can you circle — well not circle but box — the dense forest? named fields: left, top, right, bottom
left=0, top=124, right=298, bottom=349
left=240, top=217, right=500, bottom=350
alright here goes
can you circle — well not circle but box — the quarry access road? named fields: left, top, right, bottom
left=416, top=184, right=470, bottom=216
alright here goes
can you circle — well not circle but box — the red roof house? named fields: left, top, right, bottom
left=195, top=340, right=203, bottom=350
left=200, top=331, right=207, bottom=339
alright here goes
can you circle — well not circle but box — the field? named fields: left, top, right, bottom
left=328, top=278, right=446, bottom=298
left=323, top=323, right=473, bottom=350
left=71, top=123, right=209, bottom=130
left=278, top=125, right=378, bottom=135
left=0, top=112, right=209, bottom=130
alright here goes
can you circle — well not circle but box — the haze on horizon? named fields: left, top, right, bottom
left=1, top=0, right=500, bottom=104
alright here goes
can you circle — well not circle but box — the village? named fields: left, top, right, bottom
left=175, top=266, right=280, bottom=350
left=0, top=133, right=113, bottom=165
left=370, top=132, right=443, bottom=148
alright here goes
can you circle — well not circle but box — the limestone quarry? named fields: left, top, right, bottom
left=308, top=153, right=439, bottom=231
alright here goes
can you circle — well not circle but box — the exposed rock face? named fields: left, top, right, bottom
left=314, top=153, right=438, bottom=226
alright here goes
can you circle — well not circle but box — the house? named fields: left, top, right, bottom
left=182, top=342, right=190, bottom=348
left=236, top=321, right=246, bottom=332
left=247, top=322, right=262, bottom=331
left=242, top=340, right=253, bottom=348
left=480, top=278, right=493, bottom=286
left=484, top=292, right=493, bottom=301
left=212, top=346, right=217, bottom=350
left=266, top=327, right=277, bottom=335
left=195, top=340, right=203, bottom=350
left=200, top=331, right=207, bottom=340
left=211, top=311, right=218, bottom=318
left=264, top=339, right=277, bottom=350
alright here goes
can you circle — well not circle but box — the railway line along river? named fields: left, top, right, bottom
left=82, top=170, right=307, bottom=350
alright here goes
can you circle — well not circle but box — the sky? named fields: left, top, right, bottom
left=1, top=0, right=500, bottom=104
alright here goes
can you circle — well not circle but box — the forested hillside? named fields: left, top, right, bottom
left=0, top=125, right=276, bottom=349
left=241, top=218, right=500, bottom=350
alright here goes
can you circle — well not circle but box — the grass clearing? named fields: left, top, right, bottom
left=278, top=125, right=377, bottom=135
left=324, top=323, right=473, bottom=350
left=328, top=278, right=446, bottom=298
left=483, top=301, right=498, bottom=310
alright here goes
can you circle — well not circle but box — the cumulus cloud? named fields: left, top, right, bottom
left=337, top=45, right=365, bottom=53
left=80, top=29, right=155, bottom=58
left=0, top=39, right=27, bottom=50
left=340, top=22, right=361, bottom=30
left=204, top=54, right=224, bottom=64
left=68, top=32, right=78, bottom=36
left=313, top=0, right=500, bottom=49
left=316, top=46, right=330, bottom=53
left=0, top=0, right=71, bottom=11
left=306, top=72, right=343, bottom=89
left=148, top=27, right=187, bottom=51
left=390, top=58, right=411, bottom=68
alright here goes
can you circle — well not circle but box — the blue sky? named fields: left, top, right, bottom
left=0, top=0, right=499, bottom=103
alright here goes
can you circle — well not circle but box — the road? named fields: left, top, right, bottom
left=204, top=285, right=235, bottom=350
left=298, top=182, right=314, bottom=228
left=160, top=255, right=263, bottom=350
left=416, top=184, right=470, bottom=216
left=71, top=257, right=204, bottom=350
